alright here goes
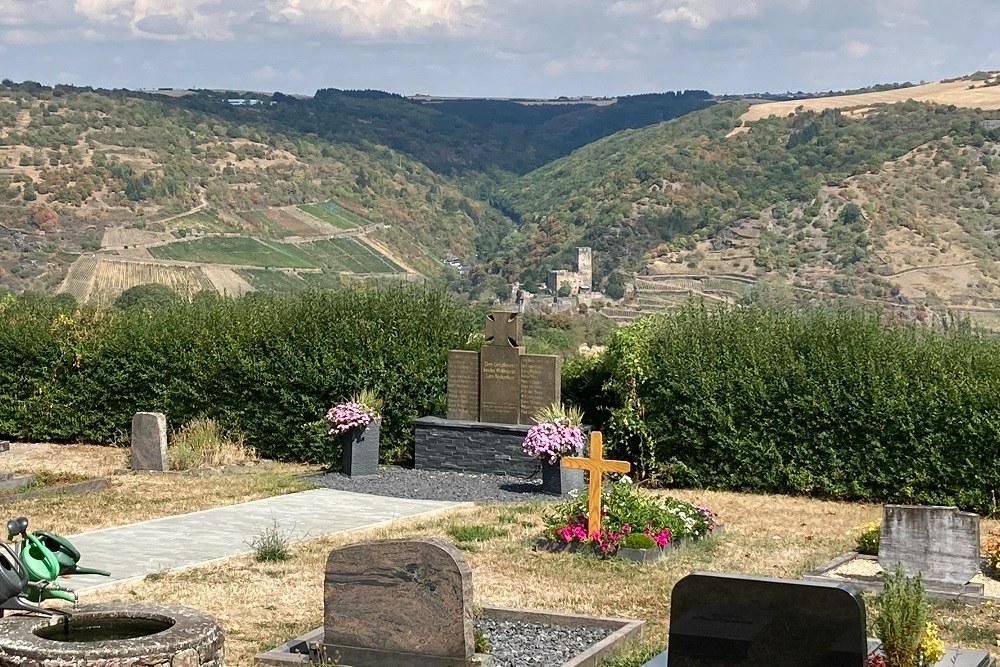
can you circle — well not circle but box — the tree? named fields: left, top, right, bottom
left=558, top=281, right=573, bottom=298
left=114, top=284, right=182, bottom=310
left=21, top=180, right=36, bottom=202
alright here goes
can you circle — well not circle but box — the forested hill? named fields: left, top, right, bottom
left=179, top=89, right=715, bottom=175
left=497, top=97, right=1000, bottom=301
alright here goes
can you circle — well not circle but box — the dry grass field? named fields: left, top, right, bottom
left=57, top=257, right=217, bottom=303
left=738, top=74, right=1000, bottom=124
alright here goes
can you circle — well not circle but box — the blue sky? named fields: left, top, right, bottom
left=1, top=0, right=997, bottom=97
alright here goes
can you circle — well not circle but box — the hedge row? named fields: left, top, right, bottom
left=0, top=286, right=476, bottom=463
left=564, top=305, right=1000, bottom=514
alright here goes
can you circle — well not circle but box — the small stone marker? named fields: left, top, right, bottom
left=653, top=572, right=867, bottom=667
left=561, top=431, right=630, bottom=537
left=130, top=412, right=168, bottom=471
left=323, top=537, right=475, bottom=666
left=879, top=504, right=980, bottom=587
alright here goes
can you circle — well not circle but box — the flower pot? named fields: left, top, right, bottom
left=342, top=419, right=380, bottom=477
left=541, top=460, right=585, bottom=496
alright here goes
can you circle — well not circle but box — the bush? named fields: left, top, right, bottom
left=564, top=304, right=1000, bottom=513
left=857, top=522, right=880, bottom=556
left=0, top=285, right=476, bottom=464
left=168, top=418, right=255, bottom=470
left=622, top=532, right=656, bottom=549
left=871, top=564, right=944, bottom=667
left=249, top=521, right=293, bottom=562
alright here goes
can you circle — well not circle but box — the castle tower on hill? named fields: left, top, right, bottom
left=545, top=247, right=593, bottom=297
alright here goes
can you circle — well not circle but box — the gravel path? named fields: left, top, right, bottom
left=478, top=619, right=613, bottom=667
left=307, top=466, right=561, bottom=503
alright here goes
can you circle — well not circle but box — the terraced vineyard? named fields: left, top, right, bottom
left=149, top=237, right=316, bottom=268
left=168, top=210, right=235, bottom=234
left=236, top=269, right=312, bottom=292
left=59, top=257, right=215, bottom=303
left=148, top=236, right=401, bottom=273
left=297, top=238, right=402, bottom=273
left=298, top=202, right=363, bottom=230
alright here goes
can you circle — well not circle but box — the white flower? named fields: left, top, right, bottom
left=620, top=475, right=633, bottom=484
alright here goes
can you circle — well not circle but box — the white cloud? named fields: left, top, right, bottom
left=610, top=0, right=813, bottom=29
left=845, top=39, right=870, bottom=58
left=251, top=64, right=303, bottom=81
left=66, top=0, right=489, bottom=40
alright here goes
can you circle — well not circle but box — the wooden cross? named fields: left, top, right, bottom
left=561, top=431, right=630, bottom=537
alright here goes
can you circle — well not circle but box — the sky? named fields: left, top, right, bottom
left=0, top=0, right=998, bottom=98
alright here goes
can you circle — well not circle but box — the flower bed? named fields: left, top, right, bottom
left=539, top=477, right=719, bottom=558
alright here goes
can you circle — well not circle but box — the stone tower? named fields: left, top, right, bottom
left=577, top=247, right=593, bottom=292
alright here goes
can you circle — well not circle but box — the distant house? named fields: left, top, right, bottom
left=226, top=99, right=266, bottom=106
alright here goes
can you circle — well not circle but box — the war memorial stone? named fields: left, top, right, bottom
left=416, top=312, right=562, bottom=477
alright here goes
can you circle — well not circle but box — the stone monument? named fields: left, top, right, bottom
left=321, top=538, right=478, bottom=666
left=642, top=572, right=868, bottom=667
left=879, top=504, right=980, bottom=590
left=416, top=311, right=562, bottom=477
left=446, top=311, right=560, bottom=424
left=130, top=412, right=168, bottom=471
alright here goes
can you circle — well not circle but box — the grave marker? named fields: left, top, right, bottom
left=131, top=412, right=168, bottom=471
left=322, top=537, right=475, bottom=666
left=561, top=431, right=630, bottom=536
left=879, top=504, right=980, bottom=587
left=642, top=572, right=868, bottom=667
left=446, top=350, right=480, bottom=422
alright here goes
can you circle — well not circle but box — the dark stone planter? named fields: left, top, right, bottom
left=541, top=460, right=586, bottom=496
left=617, top=546, right=663, bottom=564
left=342, top=419, right=380, bottom=477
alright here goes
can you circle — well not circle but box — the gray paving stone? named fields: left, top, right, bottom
left=67, top=489, right=462, bottom=593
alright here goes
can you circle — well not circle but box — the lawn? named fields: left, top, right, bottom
left=298, top=202, right=364, bottom=230
left=2, top=442, right=317, bottom=535
left=150, top=237, right=316, bottom=268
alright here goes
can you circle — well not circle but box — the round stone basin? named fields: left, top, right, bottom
left=0, top=603, right=224, bottom=667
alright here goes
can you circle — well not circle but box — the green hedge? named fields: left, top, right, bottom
left=0, top=286, right=476, bottom=464
left=564, top=305, right=1000, bottom=513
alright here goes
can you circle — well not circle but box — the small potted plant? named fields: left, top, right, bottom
left=522, top=403, right=586, bottom=496
left=325, top=389, right=383, bottom=477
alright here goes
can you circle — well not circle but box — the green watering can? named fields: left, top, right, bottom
left=6, top=516, right=110, bottom=605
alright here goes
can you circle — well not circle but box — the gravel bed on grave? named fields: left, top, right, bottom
left=477, top=618, right=613, bottom=667
left=307, top=466, right=559, bottom=503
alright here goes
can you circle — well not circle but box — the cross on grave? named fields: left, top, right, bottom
left=561, top=431, right=630, bottom=537
left=484, top=311, right=521, bottom=347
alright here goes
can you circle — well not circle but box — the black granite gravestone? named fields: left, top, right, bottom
left=642, top=572, right=867, bottom=667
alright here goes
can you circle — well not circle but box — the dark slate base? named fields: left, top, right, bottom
left=414, top=417, right=540, bottom=478
left=343, top=420, right=380, bottom=478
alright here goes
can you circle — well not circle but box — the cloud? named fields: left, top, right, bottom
left=66, top=0, right=490, bottom=41
left=845, top=39, right=870, bottom=58
left=250, top=64, right=303, bottom=81
left=609, top=0, right=811, bottom=29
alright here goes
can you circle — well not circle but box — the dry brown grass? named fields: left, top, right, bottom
left=2, top=443, right=316, bottom=535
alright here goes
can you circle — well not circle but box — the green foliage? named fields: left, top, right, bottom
left=473, top=626, right=491, bottom=654
left=249, top=520, right=294, bottom=562
left=563, top=304, right=1000, bottom=513
left=114, top=283, right=182, bottom=310
left=621, top=532, right=656, bottom=549
left=0, top=285, right=476, bottom=464
left=857, top=522, right=881, bottom=556
left=872, top=564, right=927, bottom=667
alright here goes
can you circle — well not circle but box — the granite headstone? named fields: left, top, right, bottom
left=130, top=412, right=168, bottom=471
left=323, top=537, right=475, bottom=667
left=879, top=504, right=980, bottom=586
left=519, top=355, right=561, bottom=423
left=446, top=350, right=480, bottom=421
left=647, top=572, right=867, bottom=667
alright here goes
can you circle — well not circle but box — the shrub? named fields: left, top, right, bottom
left=985, top=532, right=1000, bottom=574
left=622, top=532, right=656, bottom=549
left=857, top=522, right=880, bottom=556
left=564, top=304, right=1000, bottom=513
left=871, top=563, right=944, bottom=667
left=168, top=418, right=255, bottom=470
left=0, top=285, right=476, bottom=464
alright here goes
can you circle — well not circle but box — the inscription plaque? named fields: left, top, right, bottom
left=520, top=355, right=560, bottom=423
left=447, top=350, right=481, bottom=421
left=480, top=346, right=521, bottom=424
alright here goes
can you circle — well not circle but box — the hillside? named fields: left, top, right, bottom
left=500, top=75, right=1000, bottom=316
left=0, top=83, right=500, bottom=294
